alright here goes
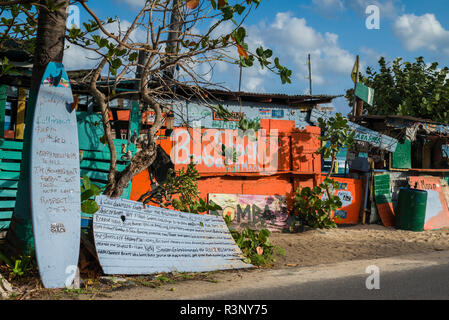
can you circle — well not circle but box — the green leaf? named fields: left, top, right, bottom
left=81, top=200, right=99, bottom=214
left=81, top=189, right=95, bottom=202
left=82, top=175, right=91, bottom=190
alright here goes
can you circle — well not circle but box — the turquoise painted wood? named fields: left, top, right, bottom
left=0, top=221, right=10, bottom=230
left=0, top=104, right=140, bottom=238
left=0, top=140, right=23, bottom=149
left=0, top=201, right=16, bottom=208
left=0, top=189, right=17, bottom=197
left=0, top=150, right=22, bottom=160
left=0, top=162, right=21, bottom=171
left=0, top=171, right=20, bottom=180
left=0, top=137, right=22, bottom=230
left=30, top=62, right=80, bottom=289
left=0, top=84, right=6, bottom=138
left=80, top=160, right=127, bottom=172
left=0, top=180, right=18, bottom=188
left=0, top=211, right=13, bottom=219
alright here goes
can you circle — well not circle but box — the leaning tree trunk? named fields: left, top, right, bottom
left=5, top=0, right=69, bottom=257
left=103, top=139, right=158, bottom=198
left=102, top=1, right=177, bottom=198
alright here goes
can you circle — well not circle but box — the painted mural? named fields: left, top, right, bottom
left=320, top=177, right=363, bottom=224
left=173, top=100, right=310, bottom=130
left=208, top=193, right=288, bottom=232
left=170, top=128, right=279, bottom=174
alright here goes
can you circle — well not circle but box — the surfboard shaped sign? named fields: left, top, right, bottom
left=30, top=62, right=80, bottom=288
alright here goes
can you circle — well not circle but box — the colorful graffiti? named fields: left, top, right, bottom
left=208, top=194, right=288, bottom=231
left=408, top=176, right=449, bottom=230
left=320, top=176, right=362, bottom=224
left=170, top=128, right=279, bottom=174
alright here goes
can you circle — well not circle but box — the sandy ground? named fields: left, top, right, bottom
left=270, top=224, right=449, bottom=268
left=5, top=224, right=449, bottom=300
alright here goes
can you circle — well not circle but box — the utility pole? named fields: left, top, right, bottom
left=308, top=54, right=312, bottom=95
left=238, top=64, right=242, bottom=92
left=352, top=54, right=360, bottom=117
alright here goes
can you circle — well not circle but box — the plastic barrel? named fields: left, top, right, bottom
left=395, top=188, right=427, bottom=232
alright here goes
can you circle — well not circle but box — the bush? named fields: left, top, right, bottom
left=224, top=216, right=285, bottom=266
left=293, top=179, right=342, bottom=230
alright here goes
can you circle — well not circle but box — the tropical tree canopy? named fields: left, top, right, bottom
left=346, top=56, right=449, bottom=124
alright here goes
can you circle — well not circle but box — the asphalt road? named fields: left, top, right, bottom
left=192, top=252, right=449, bottom=300
left=201, top=263, right=449, bottom=300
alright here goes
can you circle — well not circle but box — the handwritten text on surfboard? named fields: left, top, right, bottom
left=32, top=85, right=79, bottom=230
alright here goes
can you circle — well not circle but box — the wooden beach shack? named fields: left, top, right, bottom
left=0, top=64, right=372, bottom=242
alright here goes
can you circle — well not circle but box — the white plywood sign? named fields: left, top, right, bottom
left=93, top=196, right=252, bottom=274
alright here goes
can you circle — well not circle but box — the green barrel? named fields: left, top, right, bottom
left=395, top=188, right=427, bottom=231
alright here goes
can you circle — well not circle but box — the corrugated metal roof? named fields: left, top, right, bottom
left=66, top=69, right=341, bottom=106
left=356, top=114, right=444, bottom=126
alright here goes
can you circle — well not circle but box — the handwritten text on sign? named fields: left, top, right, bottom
left=93, top=196, right=252, bottom=274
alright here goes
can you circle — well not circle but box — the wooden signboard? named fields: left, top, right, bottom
left=93, top=196, right=252, bottom=274
left=392, top=139, right=411, bottom=169
left=30, top=62, right=80, bottom=288
left=374, top=174, right=395, bottom=227
left=328, top=177, right=363, bottom=225
left=310, top=108, right=398, bottom=152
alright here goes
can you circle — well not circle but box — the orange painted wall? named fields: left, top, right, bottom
left=131, top=123, right=320, bottom=210
left=320, top=175, right=363, bottom=225
left=129, top=121, right=362, bottom=222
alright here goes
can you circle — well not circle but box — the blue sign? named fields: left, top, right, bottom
left=271, top=109, right=284, bottom=118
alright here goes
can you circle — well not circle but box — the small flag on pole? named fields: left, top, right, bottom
left=355, top=82, right=375, bottom=106
left=351, top=55, right=360, bottom=84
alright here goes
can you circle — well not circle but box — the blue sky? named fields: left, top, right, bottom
left=65, top=0, right=449, bottom=114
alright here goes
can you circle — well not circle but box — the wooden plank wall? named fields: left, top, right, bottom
left=0, top=139, right=22, bottom=234
left=0, top=113, right=139, bottom=237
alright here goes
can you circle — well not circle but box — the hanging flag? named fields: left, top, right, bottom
left=355, top=82, right=375, bottom=106
left=351, top=55, right=359, bottom=84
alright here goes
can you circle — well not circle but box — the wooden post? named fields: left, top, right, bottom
left=308, top=54, right=312, bottom=95
left=355, top=98, right=364, bottom=117
left=15, top=88, right=27, bottom=140
left=0, top=84, right=6, bottom=138
left=352, top=55, right=360, bottom=118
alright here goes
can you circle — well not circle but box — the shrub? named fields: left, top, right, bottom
left=224, top=216, right=285, bottom=266
left=293, top=179, right=342, bottom=230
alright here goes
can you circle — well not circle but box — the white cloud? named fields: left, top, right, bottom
left=312, top=0, right=403, bottom=18
left=119, top=0, right=146, bottom=8
left=347, top=0, right=402, bottom=18
left=63, top=18, right=149, bottom=71
left=192, top=12, right=356, bottom=93
left=312, top=0, right=344, bottom=15
left=63, top=43, right=100, bottom=70
left=360, top=47, right=385, bottom=66
left=392, top=13, right=449, bottom=54
left=246, top=12, right=355, bottom=86
left=243, top=76, right=264, bottom=92
left=102, top=19, right=147, bottom=44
